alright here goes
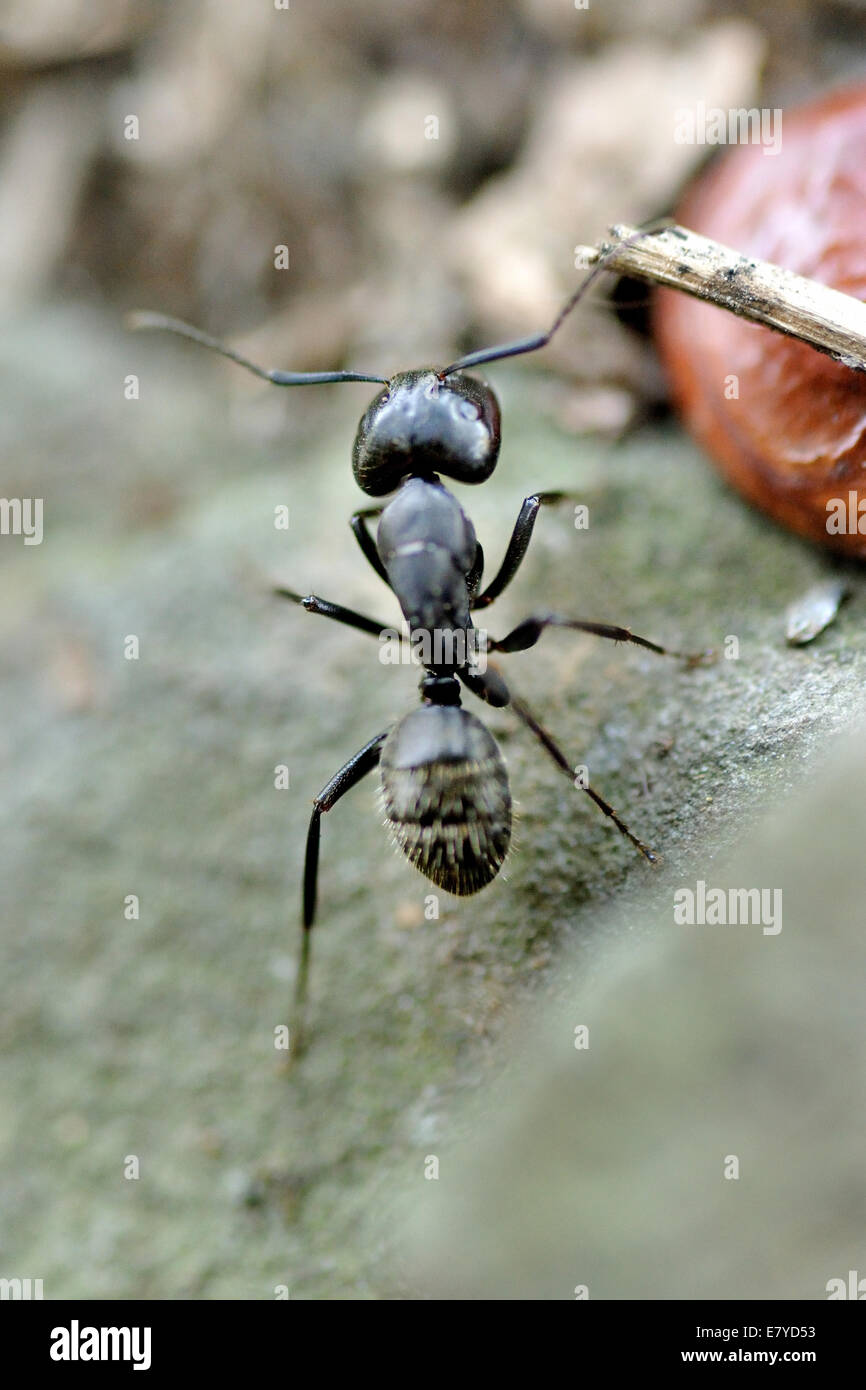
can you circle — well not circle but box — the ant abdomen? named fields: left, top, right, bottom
left=379, top=704, right=511, bottom=896
left=352, top=369, right=501, bottom=496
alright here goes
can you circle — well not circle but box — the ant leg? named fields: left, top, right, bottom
left=466, top=541, right=485, bottom=603
left=350, top=508, right=389, bottom=586
left=459, top=661, right=510, bottom=708
left=508, top=692, right=658, bottom=863
left=297, top=731, right=388, bottom=1027
left=490, top=613, right=713, bottom=665
left=274, top=587, right=394, bottom=640
left=472, top=492, right=575, bottom=610
left=461, top=660, right=656, bottom=861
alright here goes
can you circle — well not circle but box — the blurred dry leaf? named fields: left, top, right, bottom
left=448, top=21, right=765, bottom=384
left=0, top=0, right=146, bottom=66
left=0, top=79, right=101, bottom=307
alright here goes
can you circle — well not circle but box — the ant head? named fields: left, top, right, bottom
left=352, top=369, right=501, bottom=497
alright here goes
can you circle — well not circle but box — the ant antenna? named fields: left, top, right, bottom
left=126, top=311, right=388, bottom=387
left=440, top=220, right=672, bottom=377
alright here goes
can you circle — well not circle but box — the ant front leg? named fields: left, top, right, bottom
left=490, top=613, right=714, bottom=666
left=296, top=731, right=388, bottom=1040
left=466, top=541, right=485, bottom=604
left=350, top=508, right=389, bottom=587
left=472, top=492, right=576, bottom=611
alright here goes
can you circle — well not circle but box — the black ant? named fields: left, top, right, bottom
left=130, top=228, right=709, bottom=1023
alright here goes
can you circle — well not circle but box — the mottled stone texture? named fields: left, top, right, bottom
left=2, top=307, right=864, bottom=1298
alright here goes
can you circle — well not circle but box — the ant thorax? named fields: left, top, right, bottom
left=376, top=476, right=477, bottom=636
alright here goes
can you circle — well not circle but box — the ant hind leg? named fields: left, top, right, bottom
left=295, top=731, right=388, bottom=1045
left=460, top=662, right=657, bottom=863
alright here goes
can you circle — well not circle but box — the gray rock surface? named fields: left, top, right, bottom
left=2, top=306, right=864, bottom=1298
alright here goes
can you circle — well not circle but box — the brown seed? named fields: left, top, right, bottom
left=654, top=84, right=866, bottom=557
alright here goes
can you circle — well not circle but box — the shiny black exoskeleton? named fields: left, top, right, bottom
left=130, top=227, right=707, bottom=1021
left=352, top=368, right=500, bottom=494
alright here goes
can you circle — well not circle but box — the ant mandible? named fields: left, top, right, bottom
left=130, top=227, right=709, bottom=1020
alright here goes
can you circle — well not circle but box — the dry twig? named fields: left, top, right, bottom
left=576, top=223, right=866, bottom=373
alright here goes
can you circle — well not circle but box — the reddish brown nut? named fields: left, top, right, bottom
left=654, top=85, right=866, bottom=556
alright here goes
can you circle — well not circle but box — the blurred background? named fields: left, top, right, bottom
left=2, top=0, right=866, bottom=1301
left=4, top=0, right=866, bottom=403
